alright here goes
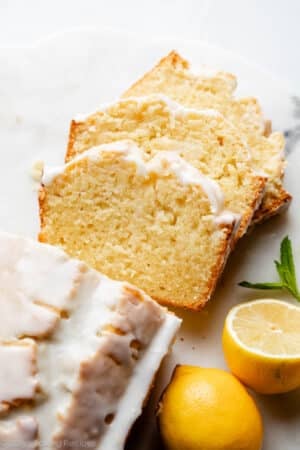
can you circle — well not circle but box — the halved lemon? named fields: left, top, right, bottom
left=223, top=299, right=300, bottom=394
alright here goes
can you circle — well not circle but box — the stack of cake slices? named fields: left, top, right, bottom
left=39, top=51, right=291, bottom=311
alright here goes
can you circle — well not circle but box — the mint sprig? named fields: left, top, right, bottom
left=239, top=236, right=300, bottom=301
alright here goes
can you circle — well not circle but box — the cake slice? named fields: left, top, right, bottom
left=39, top=141, right=237, bottom=309
left=0, top=231, right=181, bottom=450
left=66, top=95, right=265, bottom=242
left=122, top=51, right=291, bottom=224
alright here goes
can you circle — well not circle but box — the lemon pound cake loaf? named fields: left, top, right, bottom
left=122, top=51, right=291, bottom=224
left=0, top=231, right=181, bottom=450
left=66, top=95, right=265, bottom=241
left=40, top=141, right=237, bottom=310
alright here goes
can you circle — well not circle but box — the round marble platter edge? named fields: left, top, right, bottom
left=0, top=29, right=299, bottom=450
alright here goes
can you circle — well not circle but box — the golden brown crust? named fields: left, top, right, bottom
left=122, top=50, right=236, bottom=98
left=66, top=120, right=78, bottom=162
left=252, top=188, right=292, bottom=225
left=38, top=186, right=47, bottom=242
left=158, top=50, right=189, bottom=69
left=235, top=175, right=266, bottom=242
left=151, top=222, right=235, bottom=311
left=123, top=51, right=190, bottom=101
left=264, top=119, right=272, bottom=137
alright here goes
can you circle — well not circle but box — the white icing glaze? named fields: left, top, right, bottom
left=41, top=166, right=66, bottom=186
left=0, top=340, right=38, bottom=407
left=99, top=311, right=179, bottom=450
left=215, top=211, right=241, bottom=230
left=52, top=283, right=166, bottom=449
left=73, top=94, right=222, bottom=123
left=188, top=62, right=237, bottom=91
left=0, top=277, right=58, bottom=339
left=147, top=151, right=225, bottom=215
left=0, top=417, right=38, bottom=450
left=192, top=66, right=223, bottom=78
left=0, top=232, right=85, bottom=339
left=16, top=240, right=85, bottom=310
left=138, top=94, right=221, bottom=118
left=0, top=232, right=181, bottom=450
left=33, top=270, right=180, bottom=450
left=42, top=140, right=148, bottom=185
left=43, top=141, right=235, bottom=224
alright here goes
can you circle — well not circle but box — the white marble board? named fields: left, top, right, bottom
left=0, top=29, right=300, bottom=450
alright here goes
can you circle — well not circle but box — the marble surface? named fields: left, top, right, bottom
left=1, top=0, right=300, bottom=94
left=0, top=29, right=300, bottom=450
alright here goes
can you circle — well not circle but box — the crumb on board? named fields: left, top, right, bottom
left=30, top=160, right=44, bottom=183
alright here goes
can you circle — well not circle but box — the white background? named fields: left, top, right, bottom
left=0, top=0, right=299, bottom=93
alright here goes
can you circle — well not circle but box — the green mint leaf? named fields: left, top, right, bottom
left=285, top=285, right=300, bottom=302
left=280, top=236, right=300, bottom=300
left=238, top=281, right=283, bottom=290
left=281, top=236, right=295, bottom=279
left=239, top=236, right=300, bottom=302
left=274, top=259, right=284, bottom=281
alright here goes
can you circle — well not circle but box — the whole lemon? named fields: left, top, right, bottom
left=157, top=365, right=263, bottom=450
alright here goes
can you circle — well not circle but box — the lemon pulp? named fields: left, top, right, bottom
left=223, top=299, right=300, bottom=394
